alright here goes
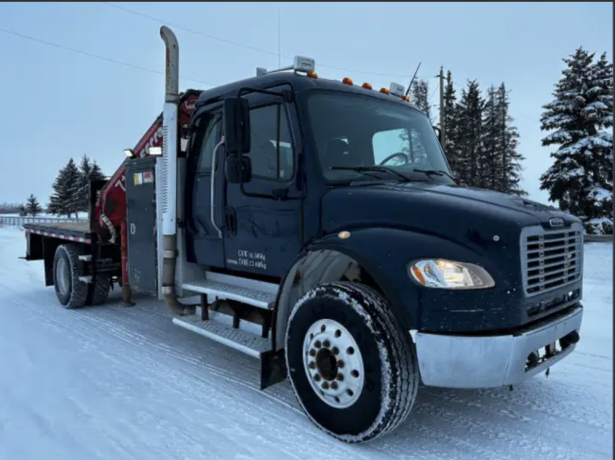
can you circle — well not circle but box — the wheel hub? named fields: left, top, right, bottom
left=56, top=257, right=70, bottom=297
left=303, top=319, right=364, bottom=409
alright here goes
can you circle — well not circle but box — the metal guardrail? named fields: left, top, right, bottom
left=0, top=216, right=87, bottom=227
left=585, top=234, right=614, bottom=243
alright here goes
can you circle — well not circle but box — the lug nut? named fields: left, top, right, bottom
left=309, top=349, right=316, bottom=357
left=322, top=382, right=329, bottom=390
left=314, top=374, right=321, bottom=382
left=336, top=373, right=344, bottom=381
left=323, top=340, right=331, bottom=348
left=315, top=341, right=322, bottom=349
left=332, top=347, right=339, bottom=355
left=308, top=361, right=316, bottom=369
left=331, top=381, right=338, bottom=390
left=337, top=360, right=345, bottom=368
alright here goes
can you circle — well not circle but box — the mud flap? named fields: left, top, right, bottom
left=260, top=348, right=287, bottom=390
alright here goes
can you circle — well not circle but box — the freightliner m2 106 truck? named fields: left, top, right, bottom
left=24, top=27, right=584, bottom=443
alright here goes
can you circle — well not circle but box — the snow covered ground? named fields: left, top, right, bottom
left=0, top=226, right=612, bottom=460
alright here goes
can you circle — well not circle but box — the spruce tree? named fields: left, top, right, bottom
left=496, top=83, right=526, bottom=196
left=410, top=79, right=433, bottom=123
left=48, top=158, right=81, bottom=218
left=480, top=85, right=502, bottom=190
left=25, top=194, right=43, bottom=216
left=456, top=80, right=484, bottom=186
left=89, top=161, right=105, bottom=182
left=441, top=71, right=461, bottom=177
left=540, top=48, right=613, bottom=234
left=77, top=155, right=106, bottom=212
left=77, top=154, right=93, bottom=212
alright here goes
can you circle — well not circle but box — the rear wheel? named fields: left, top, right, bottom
left=86, top=273, right=111, bottom=306
left=53, top=244, right=88, bottom=309
left=285, top=282, right=419, bottom=443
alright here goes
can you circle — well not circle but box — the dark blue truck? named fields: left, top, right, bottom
left=25, top=26, right=584, bottom=443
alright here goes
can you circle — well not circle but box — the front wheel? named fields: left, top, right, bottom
left=285, top=282, right=419, bottom=443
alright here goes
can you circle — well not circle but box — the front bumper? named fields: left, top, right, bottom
left=412, top=305, right=583, bottom=389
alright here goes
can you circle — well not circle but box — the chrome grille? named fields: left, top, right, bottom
left=520, top=223, right=584, bottom=296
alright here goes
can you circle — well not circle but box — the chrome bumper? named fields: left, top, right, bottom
left=412, top=306, right=583, bottom=389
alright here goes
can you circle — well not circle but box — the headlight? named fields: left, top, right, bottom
left=408, top=259, right=495, bottom=290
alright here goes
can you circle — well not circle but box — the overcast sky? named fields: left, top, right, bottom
left=1, top=2, right=612, bottom=206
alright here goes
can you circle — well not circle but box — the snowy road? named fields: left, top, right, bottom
left=0, top=226, right=612, bottom=460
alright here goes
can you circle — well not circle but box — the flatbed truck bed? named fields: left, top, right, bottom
left=24, top=222, right=92, bottom=244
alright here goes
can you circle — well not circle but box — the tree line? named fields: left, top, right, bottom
left=6, top=155, right=105, bottom=218
left=409, top=46, right=612, bottom=234
left=47, top=155, right=105, bottom=218
left=409, top=72, right=526, bottom=196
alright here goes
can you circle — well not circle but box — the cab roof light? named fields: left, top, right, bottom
left=307, top=71, right=318, bottom=79
left=256, top=55, right=316, bottom=77
left=342, top=77, right=353, bottom=85
left=379, top=87, right=390, bottom=95
left=389, top=82, right=405, bottom=97
left=403, top=95, right=410, bottom=102
left=362, top=82, right=372, bottom=90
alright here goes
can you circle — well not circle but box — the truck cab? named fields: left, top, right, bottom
left=171, top=61, right=583, bottom=441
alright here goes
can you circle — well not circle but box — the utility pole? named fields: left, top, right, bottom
left=439, top=66, right=446, bottom=147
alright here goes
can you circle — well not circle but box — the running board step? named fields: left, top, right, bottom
left=182, top=278, right=277, bottom=309
left=172, top=315, right=270, bottom=358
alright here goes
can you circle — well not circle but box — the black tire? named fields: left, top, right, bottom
left=86, top=273, right=111, bottom=306
left=285, top=282, right=419, bottom=443
left=53, top=244, right=88, bottom=309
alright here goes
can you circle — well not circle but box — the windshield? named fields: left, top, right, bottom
left=307, top=91, right=453, bottom=184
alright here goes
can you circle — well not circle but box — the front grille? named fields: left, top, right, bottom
left=520, top=223, right=584, bottom=296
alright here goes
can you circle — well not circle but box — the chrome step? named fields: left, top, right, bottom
left=172, top=315, right=270, bottom=358
left=182, top=272, right=278, bottom=309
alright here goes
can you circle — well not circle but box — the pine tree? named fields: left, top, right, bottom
left=441, top=71, right=461, bottom=176
left=48, top=158, right=81, bottom=218
left=539, top=48, right=613, bottom=234
left=456, top=80, right=484, bottom=186
left=480, top=85, right=502, bottom=190
left=411, top=79, right=433, bottom=124
left=496, top=84, right=526, bottom=196
left=76, top=155, right=106, bottom=212
left=77, top=154, right=93, bottom=212
left=25, top=194, right=43, bottom=216
left=89, top=160, right=105, bottom=182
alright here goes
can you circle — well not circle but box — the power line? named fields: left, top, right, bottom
left=100, top=1, right=417, bottom=80
left=0, top=27, right=214, bottom=87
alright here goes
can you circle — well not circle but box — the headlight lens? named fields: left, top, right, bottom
left=408, top=259, right=495, bottom=290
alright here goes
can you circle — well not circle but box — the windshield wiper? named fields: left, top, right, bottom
left=412, top=168, right=457, bottom=182
left=330, top=166, right=410, bottom=182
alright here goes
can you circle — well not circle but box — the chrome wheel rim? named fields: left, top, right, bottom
left=56, top=257, right=70, bottom=297
left=302, top=318, right=365, bottom=409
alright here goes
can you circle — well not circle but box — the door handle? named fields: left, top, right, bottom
left=225, top=207, right=237, bottom=236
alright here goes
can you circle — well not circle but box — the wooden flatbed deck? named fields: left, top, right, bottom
left=24, top=221, right=92, bottom=244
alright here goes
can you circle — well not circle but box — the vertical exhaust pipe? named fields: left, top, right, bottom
left=159, top=26, right=193, bottom=316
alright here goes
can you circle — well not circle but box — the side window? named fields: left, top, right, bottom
left=372, top=128, right=428, bottom=166
left=196, top=118, right=221, bottom=172
left=247, top=104, right=295, bottom=180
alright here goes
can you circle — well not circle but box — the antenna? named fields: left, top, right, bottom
left=405, top=62, right=421, bottom=97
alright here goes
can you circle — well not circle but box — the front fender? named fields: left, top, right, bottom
left=273, top=226, right=489, bottom=350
